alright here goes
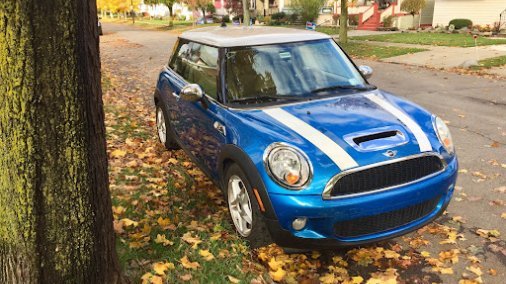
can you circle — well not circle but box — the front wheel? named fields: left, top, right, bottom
left=155, top=104, right=180, bottom=150
left=225, top=163, right=272, bottom=248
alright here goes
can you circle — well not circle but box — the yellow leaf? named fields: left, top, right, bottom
left=440, top=267, right=454, bottom=275
left=319, top=273, right=336, bottom=284
left=181, top=256, right=200, bottom=270
left=269, top=268, right=286, bottom=282
left=181, top=232, right=202, bottom=249
left=199, top=249, right=215, bottom=261
left=227, top=275, right=240, bottom=283
left=311, top=251, right=321, bottom=259
left=501, top=212, right=506, bottom=219
left=154, top=234, right=174, bottom=246
left=141, top=272, right=152, bottom=284
left=150, top=275, right=163, bottom=284
left=112, top=206, right=126, bottom=215
left=352, top=276, right=364, bottom=284
left=466, top=266, right=483, bottom=276
left=383, top=250, right=400, bottom=259
left=111, top=149, right=127, bottom=158
left=120, top=218, right=138, bottom=227
left=268, top=257, right=283, bottom=271
left=153, top=262, right=168, bottom=276
left=420, top=251, right=431, bottom=257
left=157, top=217, right=171, bottom=229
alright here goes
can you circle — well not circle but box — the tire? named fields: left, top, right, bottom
left=155, top=103, right=180, bottom=150
left=224, top=163, right=272, bottom=248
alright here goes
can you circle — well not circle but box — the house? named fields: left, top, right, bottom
left=432, top=0, right=506, bottom=27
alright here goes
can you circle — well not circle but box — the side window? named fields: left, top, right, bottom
left=169, top=41, right=219, bottom=99
left=169, top=40, right=191, bottom=75
left=185, top=43, right=219, bottom=99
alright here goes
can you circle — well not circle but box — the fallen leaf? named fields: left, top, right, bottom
left=268, top=257, right=284, bottom=271
left=180, top=256, right=200, bottom=270
left=154, top=234, right=173, bottom=246
left=150, top=276, right=163, bottom=284
left=111, top=149, right=127, bottom=158
left=153, top=262, right=174, bottom=275
left=466, top=265, right=483, bottom=276
left=227, top=275, right=240, bottom=283
left=269, top=268, right=286, bottom=282
left=199, top=249, right=215, bottom=261
left=181, top=232, right=202, bottom=249
left=120, top=218, right=138, bottom=227
left=180, top=274, right=192, bottom=281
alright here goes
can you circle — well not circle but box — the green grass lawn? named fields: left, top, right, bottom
left=102, top=18, right=218, bottom=32
left=471, top=55, right=506, bottom=70
left=352, top=33, right=506, bottom=47
left=340, top=42, right=428, bottom=59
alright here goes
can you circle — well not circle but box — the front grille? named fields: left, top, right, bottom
left=334, top=196, right=441, bottom=238
left=330, top=155, right=444, bottom=197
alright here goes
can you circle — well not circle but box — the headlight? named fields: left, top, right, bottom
left=433, top=116, right=455, bottom=154
left=264, top=143, right=312, bottom=189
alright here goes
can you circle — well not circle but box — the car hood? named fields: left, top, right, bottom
left=231, top=90, right=438, bottom=176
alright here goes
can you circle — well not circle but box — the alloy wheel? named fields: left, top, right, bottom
left=156, top=107, right=166, bottom=144
left=227, top=175, right=253, bottom=237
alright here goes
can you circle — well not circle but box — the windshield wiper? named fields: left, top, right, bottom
left=310, top=84, right=376, bottom=94
left=228, top=95, right=302, bottom=104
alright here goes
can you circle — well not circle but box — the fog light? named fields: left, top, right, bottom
left=292, top=217, right=307, bottom=231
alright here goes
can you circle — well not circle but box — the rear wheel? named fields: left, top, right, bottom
left=225, top=163, right=272, bottom=248
left=155, top=104, right=180, bottom=150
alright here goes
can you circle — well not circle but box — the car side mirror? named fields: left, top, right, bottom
left=358, top=65, right=373, bottom=79
left=180, top=84, right=203, bottom=102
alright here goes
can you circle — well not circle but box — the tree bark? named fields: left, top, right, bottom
left=0, top=0, right=121, bottom=283
left=339, top=0, right=348, bottom=43
left=242, top=0, right=251, bottom=26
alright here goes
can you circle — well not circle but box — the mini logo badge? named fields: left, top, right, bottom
left=383, top=150, right=397, bottom=158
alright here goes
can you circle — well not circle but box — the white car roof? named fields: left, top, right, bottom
left=180, top=26, right=331, bottom=47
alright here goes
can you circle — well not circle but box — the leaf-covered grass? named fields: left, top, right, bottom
left=102, top=71, right=263, bottom=283
left=471, top=55, right=506, bottom=70
left=339, top=42, right=428, bottom=59
left=352, top=33, right=506, bottom=47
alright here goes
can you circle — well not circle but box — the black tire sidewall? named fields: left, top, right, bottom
left=155, top=103, right=180, bottom=150
left=224, top=163, right=271, bottom=248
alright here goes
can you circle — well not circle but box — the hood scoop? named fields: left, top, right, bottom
left=344, top=126, right=409, bottom=152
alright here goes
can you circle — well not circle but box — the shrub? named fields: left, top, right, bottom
left=289, top=13, right=299, bottom=23
left=449, top=19, right=473, bottom=29
left=349, top=15, right=359, bottom=26
left=222, top=15, right=230, bottom=23
left=383, top=15, right=395, bottom=28
left=271, top=12, right=286, bottom=21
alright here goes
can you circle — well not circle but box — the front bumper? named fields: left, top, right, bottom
left=264, top=157, right=458, bottom=249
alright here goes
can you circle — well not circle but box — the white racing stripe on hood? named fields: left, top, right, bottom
left=263, top=108, right=359, bottom=171
left=365, top=93, right=432, bottom=152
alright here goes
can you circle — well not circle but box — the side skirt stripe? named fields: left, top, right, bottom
left=365, top=93, right=432, bottom=152
left=263, top=108, right=359, bottom=171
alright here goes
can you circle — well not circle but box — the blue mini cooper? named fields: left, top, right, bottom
left=154, top=26, right=458, bottom=249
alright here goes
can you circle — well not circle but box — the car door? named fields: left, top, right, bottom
left=163, top=39, right=192, bottom=132
left=171, top=41, right=227, bottom=177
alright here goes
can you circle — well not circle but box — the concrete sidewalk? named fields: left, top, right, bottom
left=352, top=39, right=506, bottom=77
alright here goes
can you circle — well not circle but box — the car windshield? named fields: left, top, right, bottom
left=225, top=39, right=372, bottom=105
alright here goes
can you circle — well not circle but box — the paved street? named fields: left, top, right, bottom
left=101, top=23, right=505, bottom=282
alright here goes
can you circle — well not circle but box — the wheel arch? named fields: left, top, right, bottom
left=218, top=144, right=277, bottom=219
